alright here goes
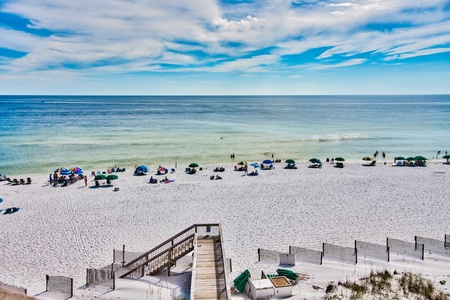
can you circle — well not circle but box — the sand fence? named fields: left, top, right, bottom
left=257, top=234, right=449, bottom=266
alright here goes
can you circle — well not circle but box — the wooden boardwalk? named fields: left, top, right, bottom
left=192, top=236, right=228, bottom=300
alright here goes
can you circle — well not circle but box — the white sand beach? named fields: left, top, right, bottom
left=1, top=161, right=449, bottom=299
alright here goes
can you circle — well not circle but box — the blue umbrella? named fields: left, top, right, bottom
left=135, top=165, right=150, bottom=173
left=250, top=163, right=260, bottom=168
left=262, top=159, right=273, bottom=164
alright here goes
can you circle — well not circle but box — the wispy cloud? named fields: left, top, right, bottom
left=1, top=0, right=450, bottom=84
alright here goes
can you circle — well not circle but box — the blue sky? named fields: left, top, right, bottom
left=1, top=0, right=450, bottom=95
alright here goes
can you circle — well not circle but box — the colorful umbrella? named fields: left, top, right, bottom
left=362, top=157, right=373, bottom=161
left=262, top=159, right=273, bottom=164
left=250, top=163, right=260, bottom=168
left=70, top=167, right=83, bottom=174
left=237, top=161, right=248, bottom=165
left=54, top=167, right=69, bottom=173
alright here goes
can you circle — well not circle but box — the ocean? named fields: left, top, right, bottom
left=1, top=95, right=449, bottom=176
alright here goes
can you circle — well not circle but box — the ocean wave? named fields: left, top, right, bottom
left=309, top=134, right=376, bottom=142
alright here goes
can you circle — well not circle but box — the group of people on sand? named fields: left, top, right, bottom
left=50, top=172, right=87, bottom=187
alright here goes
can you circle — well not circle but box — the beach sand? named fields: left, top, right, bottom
left=1, top=161, right=449, bottom=299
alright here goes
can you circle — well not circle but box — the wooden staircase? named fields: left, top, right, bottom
left=117, top=224, right=231, bottom=299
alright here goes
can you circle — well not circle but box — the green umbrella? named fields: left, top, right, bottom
left=362, top=156, right=373, bottom=161
left=335, top=157, right=345, bottom=162
left=189, top=163, right=199, bottom=168
left=415, top=156, right=427, bottom=161
left=94, top=174, right=107, bottom=180
left=285, top=159, right=295, bottom=164
left=395, top=156, right=406, bottom=160
left=106, top=174, right=119, bottom=180
left=406, top=157, right=416, bottom=161
left=309, top=158, right=321, bottom=164
left=443, top=155, right=450, bottom=159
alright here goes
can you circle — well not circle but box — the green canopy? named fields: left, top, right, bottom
left=415, top=156, right=427, bottom=161
left=395, top=156, right=406, bottom=160
left=94, top=174, right=107, bottom=180
left=406, top=157, right=416, bottom=161
left=309, top=158, right=321, bottom=163
left=285, top=159, right=295, bottom=164
left=106, top=174, right=119, bottom=180
left=189, top=163, right=199, bottom=168
left=335, top=157, right=345, bottom=162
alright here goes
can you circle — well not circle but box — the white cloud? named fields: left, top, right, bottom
left=311, top=58, right=367, bottom=69
left=1, top=0, right=450, bottom=78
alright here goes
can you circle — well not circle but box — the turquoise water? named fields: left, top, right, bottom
left=1, top=95, right=449, bottom=175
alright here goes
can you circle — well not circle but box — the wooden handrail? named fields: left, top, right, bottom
left=120, top=234, right=195, bottom=278
left=123, top=223, right=219, bottom=268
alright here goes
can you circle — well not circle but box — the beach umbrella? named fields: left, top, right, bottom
left=362, top=157, right=373, bottom=161
left=55, top=167, right=69, bottom=173
left=309, top=158, right=321, bottom=164
left=395, top=156, right=406, bottom=160
left=237, top=161, right=248, bottom=165
left=443, top=155, right=450, bottom=163
left=94, top=174, right=107, bottom=180
left=106, top=174, right=118, bottom=180
left=135, top=165, right=150, bottom=173
left=415, top=156, right=427, bottom=161
left=335, top=157, right=345, bottom=162
left=189, top=163, right=199, bottom=168
left=406, top=157, right=416, bottom=161
left=262, top=159, right=273, bottom=164
left=70, top=167, right=83, bottom=174
left=250, top=162, right=260, bottom=168
left=285, top=159, right=295, bottom=164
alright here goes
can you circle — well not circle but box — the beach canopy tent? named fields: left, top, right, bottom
left=262, top=159, right=273, bottom=164
left=309, top=158, right=321, bottom=164
left=335, top=157, right=345, bottom=162
left=135, top=165, right=150, bottom=173
left=94, top=174, right=107, bottom=180
left=285, top=159, right=295, bottom=164
left=189, top=163, right=199, bottom=168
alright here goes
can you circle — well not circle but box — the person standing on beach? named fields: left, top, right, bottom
left=49, top=174, right=53, bottom=184
left=84, top=175, right=88, bottom=186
